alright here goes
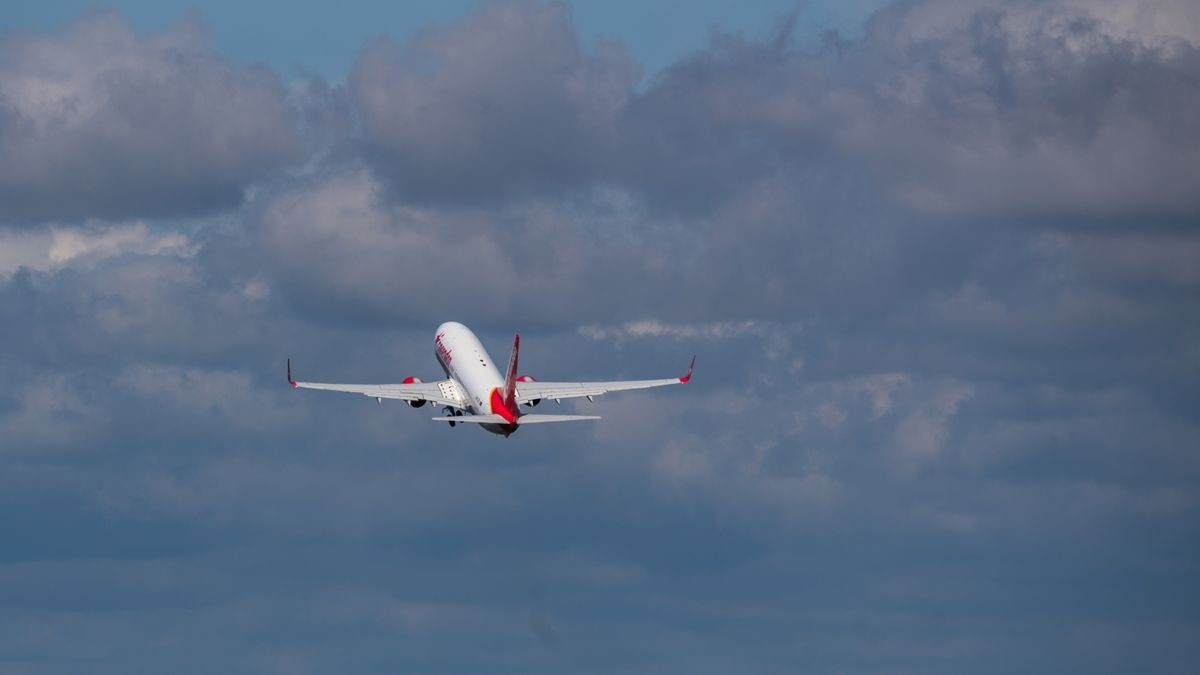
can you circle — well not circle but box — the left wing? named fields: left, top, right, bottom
left=288, top=359, right=466, bottom=409
left=514, top=356, right=694, bottom=405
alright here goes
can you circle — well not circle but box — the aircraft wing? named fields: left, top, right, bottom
left=288, top=360, right=466, bottom=409
left=514, top=356, right=694, bottom=405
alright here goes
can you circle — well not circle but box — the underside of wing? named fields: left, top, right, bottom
left=288, top=360, right=466, bottom=409
left=514, top=356, right=694, bottom=404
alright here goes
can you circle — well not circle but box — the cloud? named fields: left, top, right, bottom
left=888, top=381, right=975, bottom=476
left=254, top=169, right=520, bottom=324
left=0, top=222, right=196, bottom=278
left=264, top=0, right=1200, bottom=341
left=577, top=320, right=766, bottom=341
left=114, top=364, right=296, bottom=435
left=847, top=0, right=1200, bottom=218
left=1, top=1, right=1199, bottom=673
left=251, top=168, right=704, bottom=328
left=0, top=11, right=299, bottom=224
left=0, top=373, right=104, bottom=451
left=575, top=0, right=1200, bottom=222
left=348, top=0, right=640, bottom=203
left=0, top=239, right=271, bottom=366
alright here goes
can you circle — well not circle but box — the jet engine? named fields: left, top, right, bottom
left=403, top=376, right=426, bottom=407
left=517, top=375, right=540, bottom=406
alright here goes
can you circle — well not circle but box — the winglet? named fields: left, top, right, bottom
left=287, top=358, right=297, bottom=388
left=679, top=355, right=696, bottom=383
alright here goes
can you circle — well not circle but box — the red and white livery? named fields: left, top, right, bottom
left=288, top=321, right=695, bottom=437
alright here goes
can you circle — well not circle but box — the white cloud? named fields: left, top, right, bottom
left=0, top=222, right=196, bottom=278
left=888, top=382, right=975, bottom=477
left=579, top=320, right=787, bottom=341
left=830, top=373, right=912, bottom=419
left=0, top=229, right=52, bottom=278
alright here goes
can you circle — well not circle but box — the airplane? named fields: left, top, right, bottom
left=288, top=321, right=695, bottom=437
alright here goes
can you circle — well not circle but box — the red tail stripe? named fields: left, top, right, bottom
left=490, top=387, right=519, bottom=424
left=502, top=333, right=520, bottom=408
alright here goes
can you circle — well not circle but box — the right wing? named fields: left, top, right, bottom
left=288, top=359, right=466, bottom=409
left=514, top=356, right=695, bottom=405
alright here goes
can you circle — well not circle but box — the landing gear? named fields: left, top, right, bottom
left=442, top=406, right=462, bottom=428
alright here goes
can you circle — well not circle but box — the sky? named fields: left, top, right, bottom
left=3, top=0, right=889, bottom=80
left=0, top=0, right=1198, bottom=673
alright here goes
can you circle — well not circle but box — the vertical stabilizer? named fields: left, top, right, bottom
left=502, top=333, right=520, bottom=408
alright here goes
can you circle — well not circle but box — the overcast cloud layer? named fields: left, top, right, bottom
left=0, top=11, right=298, bottom=223
left=1, top=1, right=1198, bottom=673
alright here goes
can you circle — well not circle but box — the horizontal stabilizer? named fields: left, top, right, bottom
left=431, top=414, right=506, bottom=424
left=513, top=414, right=601, bottom=424
left=431, top=414, right=600, bottom=424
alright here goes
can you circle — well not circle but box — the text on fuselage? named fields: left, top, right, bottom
left=435, top=332, right=453, bottom=365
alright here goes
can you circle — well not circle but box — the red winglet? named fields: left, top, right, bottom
left=679, top=355, right=696, bottom=383
left=287, top=358, right=297, bottom=388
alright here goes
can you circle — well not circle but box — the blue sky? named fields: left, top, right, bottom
left=1, top=1, right=1198, bottom=673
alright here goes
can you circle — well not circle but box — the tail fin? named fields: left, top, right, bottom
left=502, top=333, right=520, bottom=408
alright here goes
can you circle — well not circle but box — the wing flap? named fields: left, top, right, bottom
left=516, top=378, right=678, bottom=404
left=294, top=380, right=460, bottom=404
left=517, top=384, right=609, bottom=401
left=291, top=369, right=464, bottom=409
left=513, top=356, right=694, bottom=404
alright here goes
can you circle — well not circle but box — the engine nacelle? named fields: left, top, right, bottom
left=516, top=375, right=540, bottom=406
left=403, top=372, right=427, bottom=403
left=403, top=376, right=426, bottom=407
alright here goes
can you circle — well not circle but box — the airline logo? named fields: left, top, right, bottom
left=435, top=332, right=453, bottom=364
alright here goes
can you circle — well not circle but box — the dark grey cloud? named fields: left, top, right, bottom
left=349, top=0, right=639, bottom=203
left=0, top=243, right=269, bottom=368
left=287, top=0, right=1200, bottom=354
left=0, top=11, right=299, bottom=224
left=250, top=168, right=695, bottom=330
left=343, top=0, right=1200, bottom=220
left=838, top=0, right=1200, bottom=218
left=2, top=1, right=1199, bottom=673
left=617, top=0, right=1200, bottom=221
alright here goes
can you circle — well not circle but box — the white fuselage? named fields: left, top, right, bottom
left=434, top=321, right=514, bottom=434
left=291, top=320, right=689, bottom=435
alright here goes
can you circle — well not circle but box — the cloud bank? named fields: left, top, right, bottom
left=0, top=11, right=298, bottom=223
left=1, top=1, right=1197, bottom=673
